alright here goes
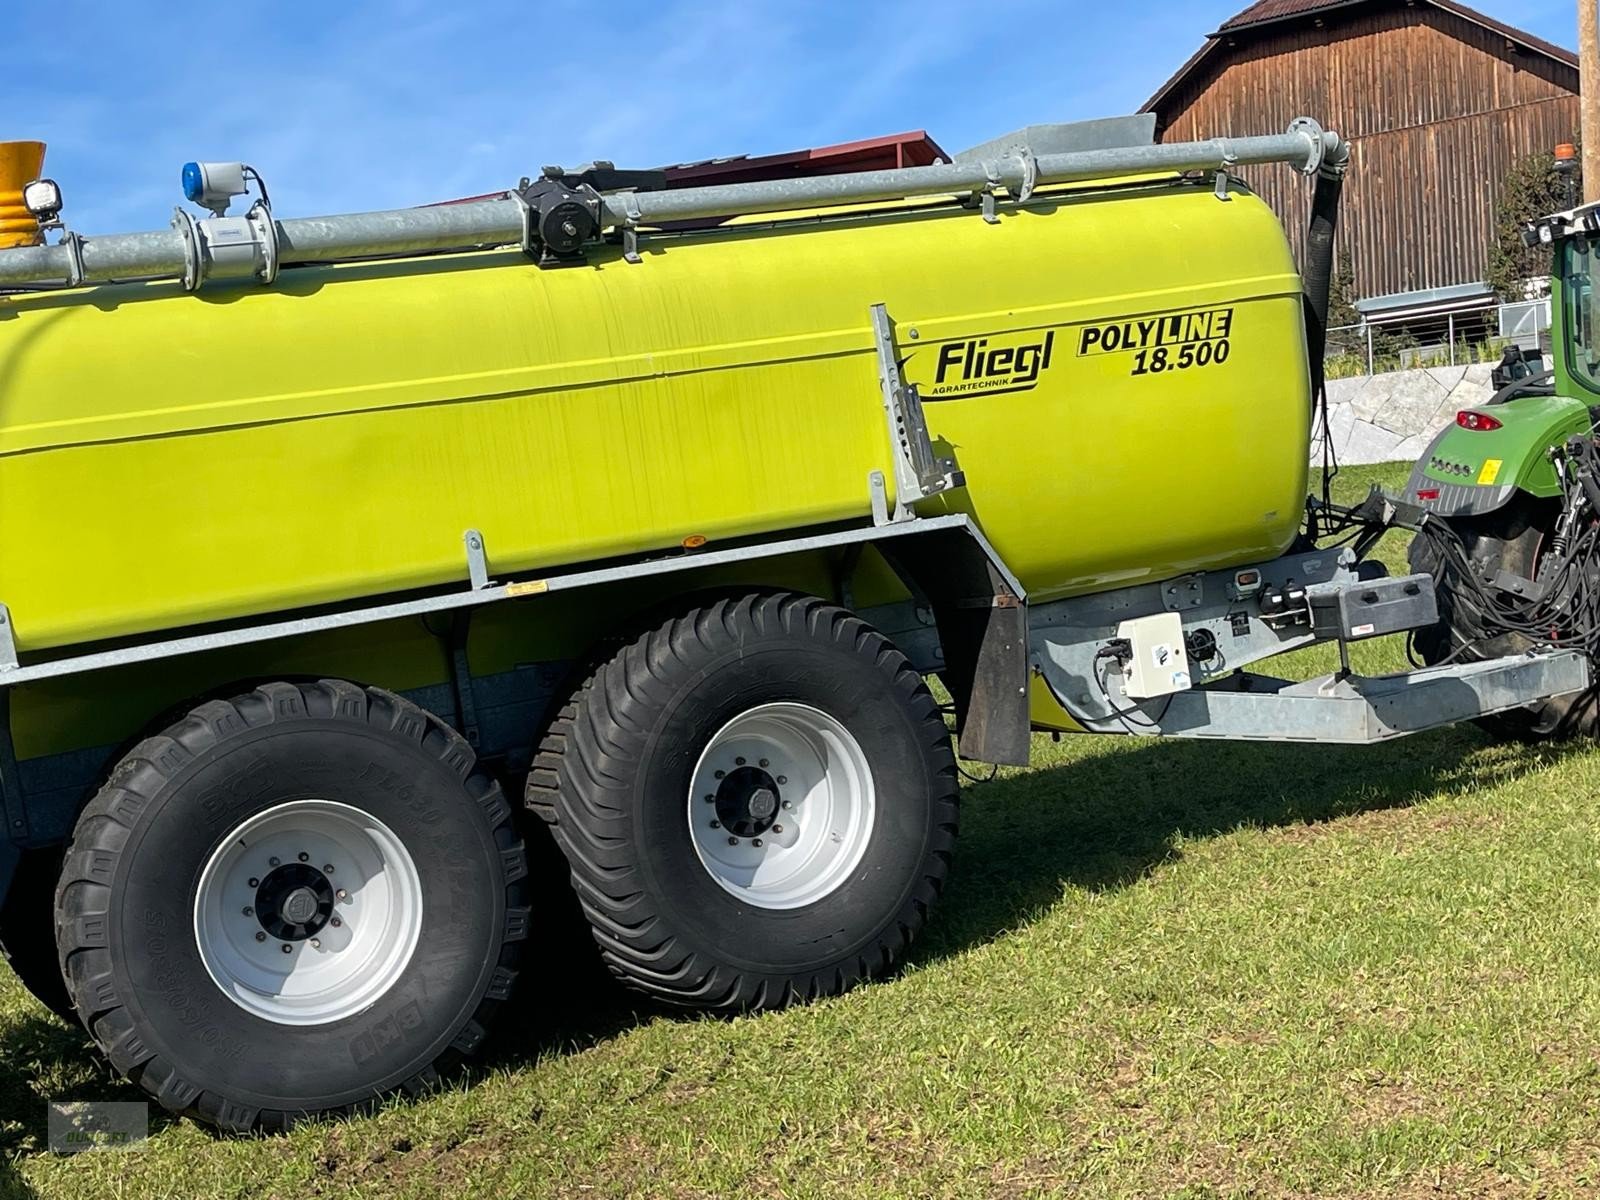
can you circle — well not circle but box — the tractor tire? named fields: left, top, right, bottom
left=0, top=847, right=74, bottom=1021
left=53, top=680, right=528, bottom=1132
left=528, top=593, right=958, bottom=1010
left=1408, top=497, right=1598, bottom=738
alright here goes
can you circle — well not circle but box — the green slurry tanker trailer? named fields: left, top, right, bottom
left=0, top=115, right=1592, bottom=1131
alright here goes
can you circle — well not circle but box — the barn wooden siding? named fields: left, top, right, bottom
left=1152, top=4, right=1579, bottom=301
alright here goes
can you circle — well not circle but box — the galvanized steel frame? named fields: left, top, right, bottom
left=0, top=512, right=1020, bottom=689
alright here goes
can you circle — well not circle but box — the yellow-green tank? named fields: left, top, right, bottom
left=0, top=175, right=1309, bottom=653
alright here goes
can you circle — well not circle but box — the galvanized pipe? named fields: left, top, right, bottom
left=602, top=125, right=1341, bottom=226
left=0, top=121, right=1345, bottom=289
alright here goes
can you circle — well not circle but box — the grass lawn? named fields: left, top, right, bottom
left=12, top=462, right=1600, bottom=1198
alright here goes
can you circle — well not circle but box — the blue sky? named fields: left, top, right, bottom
left=2, top=0, right=1582, bottom=234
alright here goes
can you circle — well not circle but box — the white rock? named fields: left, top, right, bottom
left=1350, top=375, right=1395, bottom=422
left=1326, top=376, right=1369, bottom=408
left=1375, top=372, right=1449, bottom=436
left=1426, top=365, right=1466, bottom=393
left=1311, top=402, right=1356, bottom=463
left=1343, top=420, right=1405, bottom=464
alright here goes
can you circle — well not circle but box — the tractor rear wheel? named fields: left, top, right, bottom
left=1407, top=497, right=1598, bottom=738
left=529, top=593, right=958, bottom=1010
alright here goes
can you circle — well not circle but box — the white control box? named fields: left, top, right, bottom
left=1115, top=612, right=1192, bottom=700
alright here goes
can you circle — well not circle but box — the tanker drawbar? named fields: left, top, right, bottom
left=0, top=113, right=1591, bottom=1134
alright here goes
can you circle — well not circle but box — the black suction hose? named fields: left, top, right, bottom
left=1302, top=140, right=1352, bottom=523
left=1303, top=144, right=1351, bottom=403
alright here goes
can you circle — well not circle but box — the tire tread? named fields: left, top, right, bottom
left=527, top=593, right=957, bottom=1011
left=51, top=680, right=527, bottom=1132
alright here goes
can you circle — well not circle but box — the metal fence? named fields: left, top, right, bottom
left=1326, top=296, right=1553, bottom=379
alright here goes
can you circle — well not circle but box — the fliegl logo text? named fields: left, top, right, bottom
left=1078, top=307, right=1235, bottom=377
left=922, top=330, right=1057, bottom=400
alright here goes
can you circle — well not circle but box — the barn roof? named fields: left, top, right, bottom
left=1144, top=0, right=1577, bottom=115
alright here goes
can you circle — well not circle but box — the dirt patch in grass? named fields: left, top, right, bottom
left=286, top=1119, right=522, bottom=1197
left=1338, top=1071, right=1446, bottom=1130
left=1271, top=803, right=1507, bottom=847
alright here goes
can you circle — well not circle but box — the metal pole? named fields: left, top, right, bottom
left=600, top=127, right=1338, bottom=227
left=1448, top=313, right=1456, bottom=365
left=0, top=121, right=1347, bottom=291
left=1583, top=0, right=1600, bottom=203
left=1367, top=324, right=1374, bottom=375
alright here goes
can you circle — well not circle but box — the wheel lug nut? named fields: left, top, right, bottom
left=268, top=857, right=280, bottom=867
left=310, top=938, right=321, bottom=949
left=330, top=917, right=342, bottom=928
left=728, top=837, right=739, bottom=846
left=714, top=770, right=725, bottom=780
left=735, top=757, right=746, bottom=766
left=759, top=759, right=769, bottom=768
left=281, top=944, right=293, bottom=954
left=752, top=838, right=763, bottom=847
left=255, top=931, right=266, bottom=942
left=773, top=825, right=783, bottom=834
left=323, top=864, right=334, bottom=874
left=298, top=852, right=309, bottom=863
left=248, top=877, right=260, bottom=888
left=242, top=906, right=254, bottom=917
left=710, top=820, right=721, bottom=829
left=781, top=800, right=792, bottom=810
left=777, top=776, right=787, bottom=785
left=336, top=889, right=348, bottom=901
left=704, top=794, right=715, bottom=803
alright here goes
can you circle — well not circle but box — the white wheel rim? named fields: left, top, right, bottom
left=193, top=799, right=423, bottom=1026
left=687, top=702, right=876, bottom=910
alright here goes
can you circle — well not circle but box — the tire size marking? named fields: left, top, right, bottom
left=1131, top=339, right=1232, bottom=377
left=350, top=1000, right=426, bottom=1067
left=144, top=907, right=246, bottom=1063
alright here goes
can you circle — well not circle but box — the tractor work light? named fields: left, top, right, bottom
left=21, top=178, right=61, bottom=222
left=1457, top=410, right=1502, bottom=432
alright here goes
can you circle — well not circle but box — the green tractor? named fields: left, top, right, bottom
left=1404, top=204, right=1600, bottom=736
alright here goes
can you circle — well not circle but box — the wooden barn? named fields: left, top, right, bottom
left=1144, top=0, right=1579, bottom=334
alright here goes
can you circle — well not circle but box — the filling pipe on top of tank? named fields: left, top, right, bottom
left=0, top=119, right=1349, bottom=291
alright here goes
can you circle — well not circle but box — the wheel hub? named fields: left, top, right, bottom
left=194, top=798, right=423, bottom=1026
left=253, top=863, right=335, bottom=941
left=714, top=766, right=782, bottom=837
left=687, top=702, right=876, bottom=910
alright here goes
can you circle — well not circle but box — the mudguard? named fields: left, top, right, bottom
left=1401, top=393, right=1592, bottom=518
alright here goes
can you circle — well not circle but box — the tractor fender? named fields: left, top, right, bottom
left=1401, top=393, right=1591, bottom=519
